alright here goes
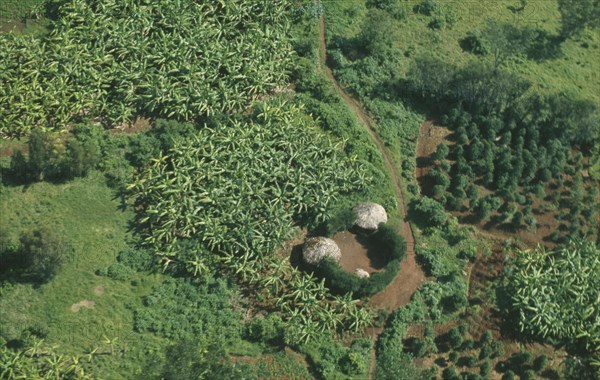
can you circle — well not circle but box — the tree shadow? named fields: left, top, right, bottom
left=526, top=30, right=563, bottom=61
left=356, top=233, right=387, bottom=270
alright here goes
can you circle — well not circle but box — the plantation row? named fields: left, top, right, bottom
left=413, top=59, right=599, bottom=240
left=0, top=0, right=292, bottom=137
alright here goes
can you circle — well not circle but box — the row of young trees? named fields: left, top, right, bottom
left=410, top=55, right=599, bottom=238
left=0, top=0, right=293, bottom=137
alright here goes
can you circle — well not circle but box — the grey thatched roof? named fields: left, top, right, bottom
left=353, top=202, right=387, bottom=230
left=302, top=237, right=341, bottom=266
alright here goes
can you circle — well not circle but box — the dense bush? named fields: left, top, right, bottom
left=8, top=129, right=99, bottom=183
left=116, top=247, right=155, bottom=272
left=411, top=197, right=449, bottom=228
left=298, top=336, right=371, bottom=379
left=0, top=227, right=68, bottom=283
left=105, top=263, right=134, bottom=281
left=134, top=277, right=242, bottom=345
left=375, top=312, right=423, bottom=379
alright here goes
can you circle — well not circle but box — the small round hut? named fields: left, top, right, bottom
left=353, top=202, right=387, bottom=230
left=355, top=268, right=370, bottom=278
left=302, top=237, right=341, bottom=266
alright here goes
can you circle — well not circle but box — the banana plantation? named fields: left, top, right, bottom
left=128, top=100, right=375, bottom=342
left=1, top=0, right=599, bottom=378
left=504, top=240, right=599, bottom=351
left=0, top=0, right=292, bottom=137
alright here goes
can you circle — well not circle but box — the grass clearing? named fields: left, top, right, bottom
left=0, top=0, right=46, bottom=34
left=324, top=0, right=600, bottom=106
left=0, top=171, right=174, bottom=377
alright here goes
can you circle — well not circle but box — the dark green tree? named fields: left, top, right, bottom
left=19, top=227, right=66, bottom=282
left=359, top=9, right=400, bottom=55
left=558, top=0, right=600, bottom=39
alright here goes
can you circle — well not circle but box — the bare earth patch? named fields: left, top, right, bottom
left=70, top=300, right=95, bottom=312
left=94, top=285, right=104, bottom=296
left=333, top=231, right=381, bottom=274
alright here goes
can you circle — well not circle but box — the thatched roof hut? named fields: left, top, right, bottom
left=353, top=202, right=387, bottom=230
left=355, top=268, right=370, bottom=278
left=302, top=237, right=341, bottom=266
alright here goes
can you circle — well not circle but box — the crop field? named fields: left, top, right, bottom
left=1, top=0, right=598, bottom=379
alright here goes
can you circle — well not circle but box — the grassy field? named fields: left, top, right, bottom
left=0, top=0, right=46, bottom=33
left=0, top=171, right=173, bottom=377
left=324, top=0, right=600, bottom=107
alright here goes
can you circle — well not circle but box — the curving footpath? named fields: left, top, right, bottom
left=317, top=14, right=426, bottom=379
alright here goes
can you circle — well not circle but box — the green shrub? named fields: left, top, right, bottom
left=415, top=0, right=439, bottom=16
left=521, top=369, right=536, bottom=380
left=411, top=197, right=449, bottom=228
left=243, top=314, right=284, bottom=346
left=134, top=277, right=242, bottom=343
left=479, top=345, right=493, bottom=360
left=449, top=351, right=459, bottom=362
left=502, top=370, right=515, bottom=380
left=480, top=360, right=492, bottom=377
left=376, top=311, right=423, bottom=379
left=429, top=15, right=446, bottom=30
left=509, top=351, right=532, bottom=367
left=533, top=354, right=548, bottom=372
left=491, top=341, right=505, bottom=358
left=461, top=355, right=478, bottom=367
left=117, top=247, right=155, bottom=272
left=461, top=32, right=489, bottom=55
left=446, top=328, right=463, bottom=350
left=13, top=227, right=67, bottom=283
left=371, top=224, right=407, bottom=262
left=479, top=331, right=493, bottom=347
left=442, top=365, right=459, bottom=380
left=106, top=263, right=134, bottom=281
left=341, top=339, right=371, bottom=376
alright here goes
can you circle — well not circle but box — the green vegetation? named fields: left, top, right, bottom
left=502, top=240, right=599, bottom=351
left=2, top=0, right=598, bottom=378
left=0, top=0, right=292, bottom=137
left=311, top=224, right=406, bottom=297
left=129, top=101, right=369, bottom=272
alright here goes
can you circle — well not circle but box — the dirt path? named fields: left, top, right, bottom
left=318, top=14, right=425, bottom=378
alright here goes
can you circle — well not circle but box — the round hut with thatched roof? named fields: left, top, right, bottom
left=302, top=237, right=341, bottom=266
left=353, top=202, right=387, bottom=231
left=355, top=268, right=370, bottom=278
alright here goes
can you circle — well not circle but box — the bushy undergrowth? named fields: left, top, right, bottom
left=298, top=335, right=372, bottom=379
left=375, top=306, right=425, bottom=379
left=133, top=277, right=243, bottom=344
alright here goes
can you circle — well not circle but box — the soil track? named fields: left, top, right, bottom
left=318, top=14, right=425, bottom=378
